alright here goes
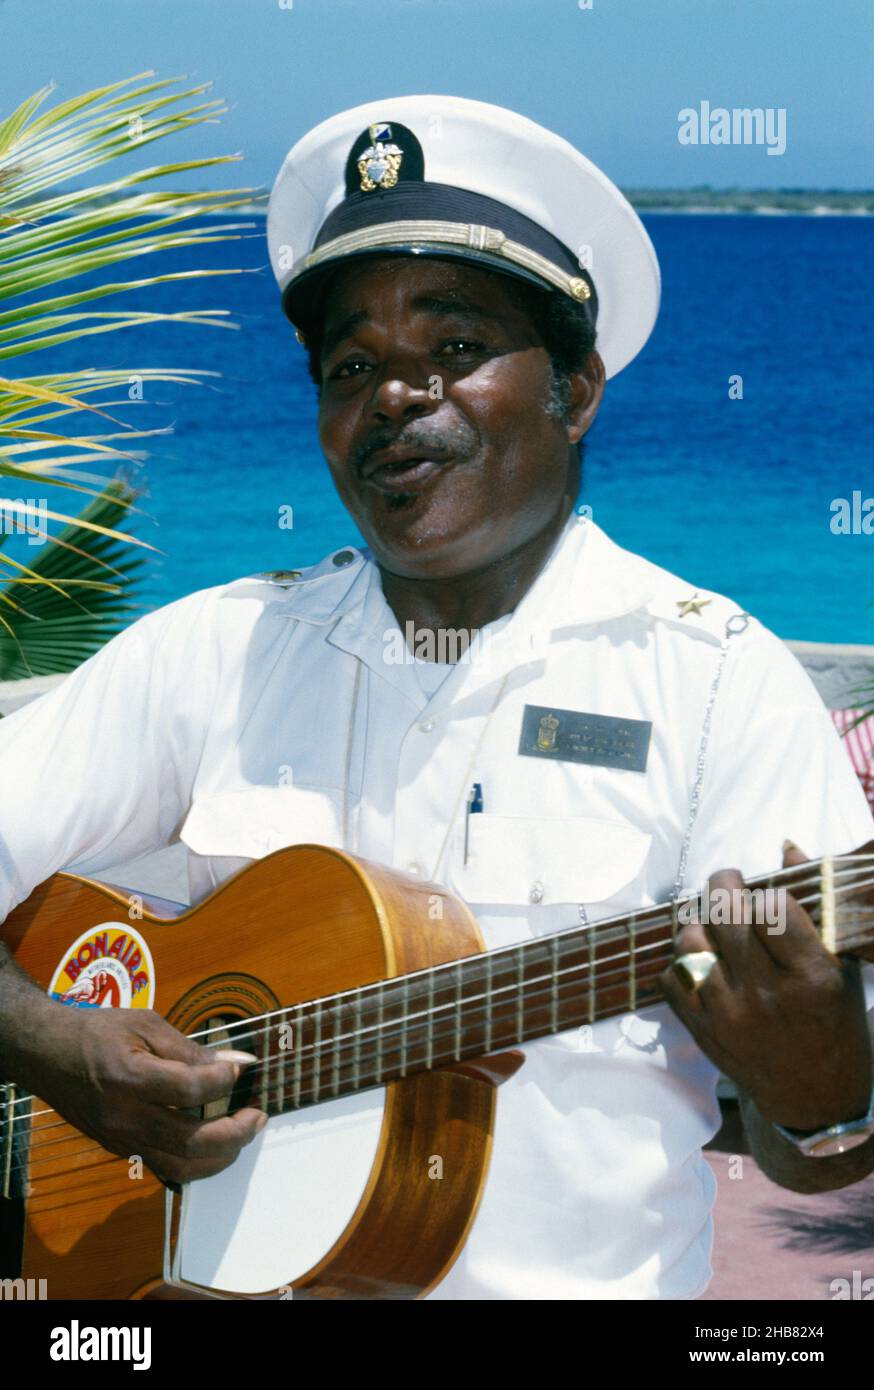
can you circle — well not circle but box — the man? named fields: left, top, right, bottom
left=1, top=95, right=873, bottom=1300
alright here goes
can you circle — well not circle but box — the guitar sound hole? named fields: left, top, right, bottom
left=166, top=977, right=280, bottom=1121
left=199, top=1014, right=261, bottom=1119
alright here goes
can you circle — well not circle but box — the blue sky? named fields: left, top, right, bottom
left=2, top=0, right=871, bottom=191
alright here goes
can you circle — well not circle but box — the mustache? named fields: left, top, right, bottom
left=354, top=418, right=478, bottom=478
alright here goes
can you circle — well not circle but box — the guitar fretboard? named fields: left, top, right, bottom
left=2, top=853, right=872, bottom=1201
left=217, top=855, right=873, bottom=1118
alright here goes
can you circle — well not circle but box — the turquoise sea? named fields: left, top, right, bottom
left=7, top=213, right=874, bottom=643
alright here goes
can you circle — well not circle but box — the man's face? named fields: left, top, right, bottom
left=315, top=256, right=603, bottom=579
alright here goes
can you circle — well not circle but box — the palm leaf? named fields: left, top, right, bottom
left=0, top=481, right=149, bottom=679
left=0, top=71, right=258, bottom=673
left=841, top=685, right=874, bottom=732
left=0, top=71, right=257, bottom=508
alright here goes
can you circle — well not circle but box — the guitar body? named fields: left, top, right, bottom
left=1, top=845, right=521, bottom=1300
left=10, top=838, right=868, bottom=1300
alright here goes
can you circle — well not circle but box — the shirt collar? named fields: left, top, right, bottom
left=499, top=513, right=656, bottom=643
left=267, top=515, right=655, bottom=636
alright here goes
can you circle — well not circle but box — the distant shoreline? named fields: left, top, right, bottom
left=640, top=207, right=872, bottom=216
left=627, top=190, right=873, bottom=216
left=71, top=190, right=874, bottom=218
left=227, top=206, right=872, bottom=218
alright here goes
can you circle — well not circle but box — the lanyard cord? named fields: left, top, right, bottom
left=671, top=612, right=750, bottom=900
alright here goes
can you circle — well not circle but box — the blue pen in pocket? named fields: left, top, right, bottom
left=463, top=782, right=484, bottom=866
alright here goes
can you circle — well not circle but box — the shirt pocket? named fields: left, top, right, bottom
left=449, top=814, right=658, bottom=1061
left=178, top=785, right=347, bottom=894
left=449, top=812, right=652, bottom=918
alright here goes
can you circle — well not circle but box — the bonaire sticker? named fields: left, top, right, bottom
left=48, top=923, right=155, bottom=1010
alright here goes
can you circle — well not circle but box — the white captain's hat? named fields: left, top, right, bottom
left=267, top=94, right=660, bottom=380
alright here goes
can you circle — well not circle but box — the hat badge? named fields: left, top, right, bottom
left=357, top=122, right=404, bottom=192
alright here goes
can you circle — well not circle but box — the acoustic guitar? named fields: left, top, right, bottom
left=1, top=843, right=872, bottom=1299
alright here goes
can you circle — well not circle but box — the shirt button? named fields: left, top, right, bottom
left=332, top=549, right=355, bottom=567
left=529, top=881, right=545, bottom=904
left=418, top=718, right=436, bottom=733
left=406, top=861, right=423, bottom=877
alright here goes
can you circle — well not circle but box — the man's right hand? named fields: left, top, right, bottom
left=19, top=1003, right=268, bottom=1186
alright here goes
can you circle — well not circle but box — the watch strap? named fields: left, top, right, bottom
left=774, top=1091, right=874, bottom=1157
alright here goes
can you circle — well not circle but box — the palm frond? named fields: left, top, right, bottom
left=0, top=71, right=253, bottom=672
left=1, top=71, right=254, bottom=494
left=841, top=685, right=874, bottom=732
left=0, top=481, right=149, bottom=679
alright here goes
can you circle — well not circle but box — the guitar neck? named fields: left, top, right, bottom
left=230, top=853, right=874, bottom=1118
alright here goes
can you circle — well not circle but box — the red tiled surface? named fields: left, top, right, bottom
left=701, top=1110, right=874, bottom=1301
left=699, top=718, right=874, bottom=1301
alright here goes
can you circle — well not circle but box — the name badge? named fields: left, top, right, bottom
left=518, top=704, right=651, bottom=773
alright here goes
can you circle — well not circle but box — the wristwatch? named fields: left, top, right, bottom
left=774, top=1090, right=874, bottom=1157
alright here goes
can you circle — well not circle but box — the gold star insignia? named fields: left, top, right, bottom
left=676, top=593, right=712, bottom=618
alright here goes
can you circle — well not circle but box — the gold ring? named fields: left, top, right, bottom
left=673, top=950, right=719, bottom=992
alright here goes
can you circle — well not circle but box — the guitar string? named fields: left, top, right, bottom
left=8, top=886, right=874, bottom=1176
left=6, top=915, right=871, bottom=1175
left=7, top=921, right=868, bottom=1185
left=180, top=871, right=874, bottom=1061
left=8, top=928, right=874, bottom=1184
left=13, top=924, right=870, bottom=1179
left=4, top=936, right=681, bottom=1159
left=4, top=858, right=868, bottom=1127
left=4, top=860, right=873, bottom=1134
left=13, top=941, right=680, bottom=1159
left=5, top=939, right=680, bottom=1178
left=6, top=867, right=874, bottom=1157
left=200, top=875, right=874, bottom=1080
left=0, top=947, right=687, bottom=1180
left=173, top=895, right=874, bottom=1110
left=16, top=849, right=871, bottom=1124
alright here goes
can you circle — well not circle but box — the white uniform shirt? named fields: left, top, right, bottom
left=1, top=515, right=872, bottom=1300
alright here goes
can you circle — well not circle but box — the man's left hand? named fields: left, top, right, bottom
left=662, top=842, right=873, bottom=1132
